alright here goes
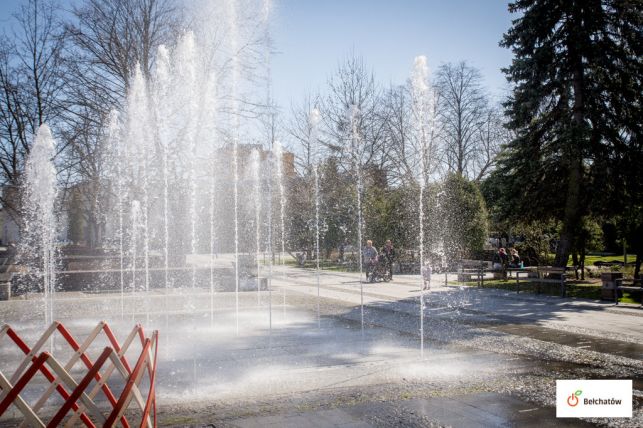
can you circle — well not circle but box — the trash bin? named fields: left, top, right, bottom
left=0, top=282, right=9, bottom=300
left=0, top=273, right=12, bottom=300
left=601, top=272, right=623, bottom=300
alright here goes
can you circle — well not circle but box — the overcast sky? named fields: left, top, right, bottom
left=1, top=0, right=516, bottom=112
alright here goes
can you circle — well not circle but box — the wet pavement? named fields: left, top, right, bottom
left=227, top=392, right=595, bottom=428
left=1, top=266, right=642, bottom=427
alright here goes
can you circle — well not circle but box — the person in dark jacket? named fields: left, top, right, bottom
left=381, top=239, right=396, bottom=280
left=493, top=248, right=509, bottom=270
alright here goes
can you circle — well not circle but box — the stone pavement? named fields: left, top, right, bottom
left=228, top=392, right=594, bottom=428
left=272, top=268, right=643, bottom=349
left=1, top=266, right=641, bottom=427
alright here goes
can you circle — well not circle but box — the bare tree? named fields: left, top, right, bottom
left=383, top=79, right=441, bottom=187
left=321, top=54, right=389, bottom=172
left=66, top=0, right=180, bottom=99
left=58, top=0, right=181, bottom=248
left=0, top=0, right=67, bottom=222
left=435, top=61, right=488, bottom=179
left=382, top=85, right=413, bottom=184
left=57, top=98, right=111, bottom=248
left=288, top=93, right=325, bottom=175
left=473, top=105, right=506, bottom=181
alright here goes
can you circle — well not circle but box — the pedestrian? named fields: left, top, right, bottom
left=381, top=239, right=396, bottom=280
left=362, top=240, right=378, bottom=281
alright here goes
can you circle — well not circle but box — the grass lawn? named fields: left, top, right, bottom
left=564, top=253, right=637, bottom=266
left=450, top=279, right=641, bottom=304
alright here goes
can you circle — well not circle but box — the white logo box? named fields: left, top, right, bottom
left=556, top=379, right=632, bottom=418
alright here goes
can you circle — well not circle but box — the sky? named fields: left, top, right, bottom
left=270, top=0, right=516, bottom=110
left=0, top=0, right=516, bottom=111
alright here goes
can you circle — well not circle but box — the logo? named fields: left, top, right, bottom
left=567, top=390, right=582, bottom=407
left=556, top=380, right=631, bottom=418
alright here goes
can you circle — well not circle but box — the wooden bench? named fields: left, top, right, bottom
left=614, top=276, right=642, bottom=307
left=457, top=259, right=487, bottom=286
left=487, top=263, right=511, bottom=280
left=513, top=266, right=567, bottom=297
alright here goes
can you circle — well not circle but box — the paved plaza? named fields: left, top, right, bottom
left=1, top=266, right=641, bottom=427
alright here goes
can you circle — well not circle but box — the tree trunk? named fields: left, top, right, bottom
left=555, top=156, right=582, bottom=268
left=555, top=7, right=586, bottom=268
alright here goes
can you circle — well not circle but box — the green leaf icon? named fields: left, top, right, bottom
left=575, top=390, right=582, bottom=396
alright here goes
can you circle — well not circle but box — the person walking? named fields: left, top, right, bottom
left=382, top=239, right=396, bottom=280
left=362, top=240, right=378, bottom=281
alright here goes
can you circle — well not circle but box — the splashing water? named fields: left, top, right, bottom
left=22, top=124, right=58, bottom=326
left=153, top=45, right=172, bottom=292
left=227, top=0, right=241, bottom=335
left=106, top=111, right=125, bottom=317
left=273, top=141, right=287, bottom=316
left=411, top=55, right=436, bottom=358
left=130, top=200, right=141, bottom=295
left=310, top=108, right=322, bottom=327
left=250, top=150, right=262, bottom=305
left=348, top=105, right=364, bottom=334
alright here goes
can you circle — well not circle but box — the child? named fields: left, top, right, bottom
left=421, top=261, right=432, bottom=291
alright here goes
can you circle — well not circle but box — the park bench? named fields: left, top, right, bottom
left=508, top=266, right=567, bottom=297
left=614, top=276, right=642, bottom=307
left=487, top=262, right=510, bottom=279
left=456, top=259, right=487, bottom=285
left=513, top=266, right=567, bottom=297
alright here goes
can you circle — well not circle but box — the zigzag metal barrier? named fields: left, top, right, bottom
left=0, top=321, right=158, bottom=427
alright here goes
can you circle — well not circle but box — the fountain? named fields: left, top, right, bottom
left=21, top=124, right=58, bottom=326
left=250, top=150, right=262, bottom=304
left=0, top=0, right=640, bottom=426
left=310, top=108, right=322, bottom=327
left=126, top=66, right=152, bottom=294
left=130, top=200, right=141, bottom=295
left=106, top=110, right=126, bottom=317
left=410, top=55, right=436, bottom=357
left=274, top=141, right=287, bottom=315
left=6, top=0, right=437, bottom=354
left=348, top=105, right=365, bottom=333
left=153, top=45, right=172, bottom=291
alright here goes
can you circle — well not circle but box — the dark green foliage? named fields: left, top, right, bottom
left=512, top=220, right=559, bottom=266
left=287, top=162, right=491, bottom=262
left=439, top=173, right=489, bottom=260
left=496, top=0, right=642, bottom=266
left=319, top=158, right=357, bottom=256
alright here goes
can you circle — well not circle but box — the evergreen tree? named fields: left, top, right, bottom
left=498, top=0, right=642, bottom=267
